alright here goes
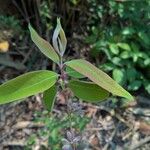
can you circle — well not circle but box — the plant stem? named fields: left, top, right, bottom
left=67, top=101, right=77, bottom=150
left=73, top=144, right=77, bottom=150
left=59, top=56, right=77, bottom=150
left=67, top=104, right=72, bottom=130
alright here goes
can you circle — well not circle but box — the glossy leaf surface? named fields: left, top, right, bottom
left=109, top=43, right=119, bottom=55
left=117, top=43, right=131, bottom=51
left=0, top=70, right=58, bottom=104
left=112, top=69, right=126, bottom=86
left=68, top=80, right=109, bottom=102
left=29, top=24, right=60, bottom=63
left=66, top=66, right=85, bottom=79
left=43, top=84, right=57, bottom=111
left=65, top=59, right=133, bottom=101
left=128, top=80, right=142, bottom=91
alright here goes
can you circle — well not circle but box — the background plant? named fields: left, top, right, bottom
left=85, top=0, right=150, bottom=94
left=0, top=15, right=23, bottom=43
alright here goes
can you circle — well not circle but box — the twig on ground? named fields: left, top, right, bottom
left=2, top=140, right=26, bottom=147
left=13, top=121, right=45, bottom=129
left=102, top=123, right=120, bottom=150
left=129, top=136, right=150, bottom=150
left=83, top=103, right=132, bottom=128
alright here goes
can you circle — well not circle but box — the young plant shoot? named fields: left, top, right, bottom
left=0, top=18, right=134, bottom=111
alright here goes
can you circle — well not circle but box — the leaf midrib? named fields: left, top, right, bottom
left=1, top=75, right=58, bottom=99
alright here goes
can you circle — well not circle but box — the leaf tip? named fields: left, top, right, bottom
left=57, top=17, right=61, bottom=25
left=125, top=92, right=134, bottom=101
left=28, top=23, right=32, bottom=31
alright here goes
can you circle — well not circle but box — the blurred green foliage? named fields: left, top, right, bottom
left=85, top=0, right=150, bottom=94
left=39, top=0, right=53, bottom=31
left=0, top=15, right=22, bottom=40
left=0, top=15, right=21, bottom=32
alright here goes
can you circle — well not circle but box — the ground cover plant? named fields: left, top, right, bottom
left=0, top=18, right=134, bottom=149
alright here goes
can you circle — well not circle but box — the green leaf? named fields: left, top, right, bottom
left=112, top=57, right=122, bottom=66
left=120, top=51, right=131, bottom=59
left=28, top=24, right=60, bottom=63
left=100, top=63, right=116, bottom=71
left=143, top=81, right=150, bottom=94
left=145, top=85, right=150, bottom=94
left=68, top=80, right=109, bottom=102
left=43, top=84, right=57, bottom=111
left=126, top=68, right=137, bottom=82
left=131, top=43, right=140, bottom=52
left=52, top=18, right=67, bottom=55
left=66, top=66, right=85, bottom=79
left=112, top=69, right=126, bottom=86
left=0, top=70, right=58, bottom=105
left=109, top=43, right=119, bottom=55
left=65, top=59, right=133, bottom=101
left=128, top=80, right=142, bottom=91
left=122, top=27, right=135, bottom=35
left=144, top=59, right=150, bottom=66
left=117, top=43, right=131, bottom=51
left=138, top=32, right=150, bottom=45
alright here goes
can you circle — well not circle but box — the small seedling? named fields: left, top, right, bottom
left=0, top=18, right=134, bottom=110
